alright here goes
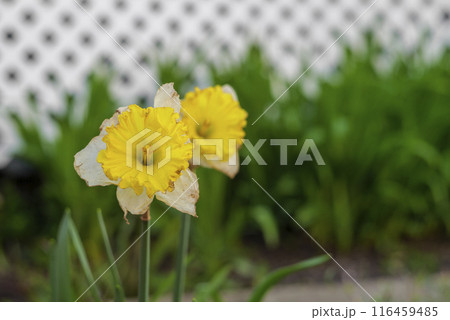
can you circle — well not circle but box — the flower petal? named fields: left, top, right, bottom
left=74, top=136, right=116, bottom=186
left=153, top=83, right=181, bottom=114
left=202, top=151, right=240, bottom=179
left=74, top=106, right=130, bottom=187
left=221, top=84, right=239, bottom=102
left=117, top=187, right=153, bottom=216
left=155, top=169, right=199, bottom=217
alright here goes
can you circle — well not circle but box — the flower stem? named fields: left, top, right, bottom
left=138, top=211, right=150, bottom=302
left=173, top=214, right=191, bottom=302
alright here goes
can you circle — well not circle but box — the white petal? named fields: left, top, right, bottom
left=156, top=169, right=199, bottom=217
left=222, top=85, right=239, bottom=102
left=74, top=136, right=115, bottom=186
left=153, top=83, right=181, bottom=114
left=74, top=106, right=129, bottom=186
left=117, top=187, right=153, bottom=216
left=202, top=151, right=240, bottom=179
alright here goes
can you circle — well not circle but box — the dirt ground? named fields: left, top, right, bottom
left=177, top=272, right=450, bottom=302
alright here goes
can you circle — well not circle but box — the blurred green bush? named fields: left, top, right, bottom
left=1, top=36, right=449, bottom=300
left=209, top=39, right=450, bottom=253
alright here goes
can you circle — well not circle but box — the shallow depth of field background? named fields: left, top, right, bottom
left=0, top=0, right=449, bottom=301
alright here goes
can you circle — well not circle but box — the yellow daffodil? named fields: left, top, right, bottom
left=74, top=83, right=199, bottom=221
left=181, top=85, right=247, bottom=178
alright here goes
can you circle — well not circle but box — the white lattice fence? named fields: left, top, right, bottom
left=0, top=0, right=449, bottom=166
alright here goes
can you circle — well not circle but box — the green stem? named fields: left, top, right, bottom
left=138, top=212, right=151, bottom=302
left=173, top=214, right=191, bottom=302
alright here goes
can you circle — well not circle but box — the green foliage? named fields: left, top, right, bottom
left=249, top=255, right=329, bottom=302
left=50, top=210, right=103, bottom=301
left=51, top=210, right=127, bottom=302
left=50, top=210, right=72, bottom=301
left=67, top=213, right=101, bottom=301
left=97, top=209, right=125, bottom=302
left=210, top=39, right=450, bottom=253
left=156, top=57, right=196, bottom=94
left=3, top=38, right=450, bottom=300
left=7, top=73, right=119, bottom=235
left=193, top=265, right=232, bottom=302
left=192, top=255, right=329, bottom=302
left=290, top=41, right=450, bottom=251
left=250, top=205, right=280, bottom=248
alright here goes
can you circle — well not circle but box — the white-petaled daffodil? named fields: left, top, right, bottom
left=74, top=83, right=199, bottom=221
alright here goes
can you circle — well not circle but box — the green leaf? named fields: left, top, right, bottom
left=194, top=266, right=232, bottom=302
left=250, top=206, right=279, bottom=248
left=97, top=209, right=126, bottom=302
left=50, top=210, right=73, bottom=301
left=151, top=271, right=175, bottom=302
left=67, top=213, right=102, bottom=301
left=248, top=255, right=329, bottom=302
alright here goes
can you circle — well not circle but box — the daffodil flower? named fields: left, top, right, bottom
left=181, top=85, right=247, bottom=178
left=74, top=83, right=199, bottom=221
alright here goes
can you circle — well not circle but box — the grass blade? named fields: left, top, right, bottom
left=248, top=255, right=329, bottom=302
left=67, top=213, right=102, bottom=301
left=250, top=206, right=279, bottom=248
left=50, top=210, right=73, bottom=301
left=194, top=266, right=232, bottom=302
left=97, top=209, right=126, bottom=302
left=151, top=271, right=175, bottom=302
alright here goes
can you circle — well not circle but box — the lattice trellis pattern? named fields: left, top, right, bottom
left=0, top=0, right=449, bottom=166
